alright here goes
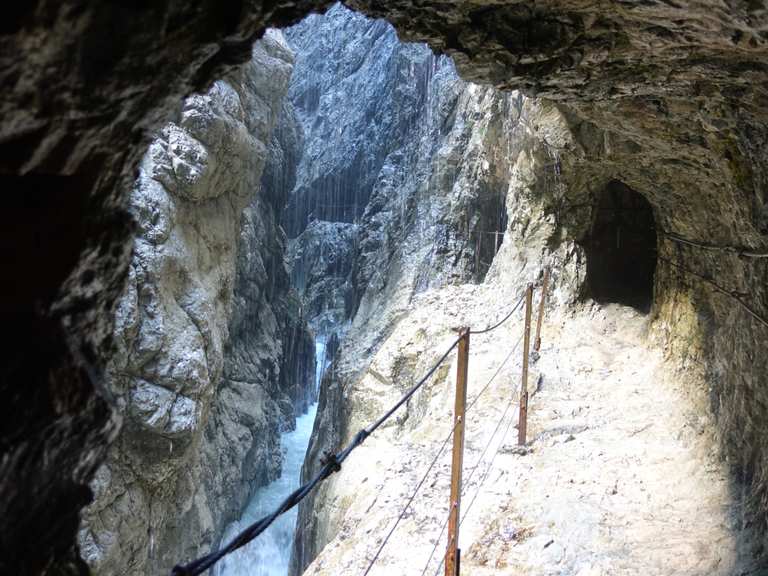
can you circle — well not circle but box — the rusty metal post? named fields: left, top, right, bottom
left=534, top=268, right=550, bottom=352
left=445, top=328, right=469, bottom=576
left=518, top=284, right=533, bottom=446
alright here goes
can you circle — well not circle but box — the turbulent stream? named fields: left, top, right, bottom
left=216, top=340, right=327, bottom=576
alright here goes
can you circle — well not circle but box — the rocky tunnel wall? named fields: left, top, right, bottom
left=2, top=1, right=768, bottom=573
left=491, top=93, right=768, bottom=549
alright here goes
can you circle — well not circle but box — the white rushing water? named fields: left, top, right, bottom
left=216, top=339, right=328, bottom=576
left=313, top=335, right=328, bottom=397
left=216, top=404, right=318, bottom=576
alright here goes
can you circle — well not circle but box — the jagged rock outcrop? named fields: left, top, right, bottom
left=280, top=4, right=438, bottom=237
left=286, top=220, right=358, bottom=337
left=278, top=4, right=522, bottom=341
left=77, top=31, right=313, bottom=576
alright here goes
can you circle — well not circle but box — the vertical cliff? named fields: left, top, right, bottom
left=78, top=31, right=315, bottom=576
left=276, top=8, right=538, bottom=573
left=280, top=5, right=767, bottom=572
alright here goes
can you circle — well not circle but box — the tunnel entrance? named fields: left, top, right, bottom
left=585, top=181, right=657, bottom=311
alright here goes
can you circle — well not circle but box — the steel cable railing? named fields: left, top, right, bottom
left=171, top=282, right=535, bottom=576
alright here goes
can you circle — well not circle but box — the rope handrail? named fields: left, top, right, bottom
left=470, top=292, right=526, bottom=335
left=363, top=334, right=462, bottom=437
left=171, top=331, right=474, bottom=574
left=170, top=284, right=535, bottom=576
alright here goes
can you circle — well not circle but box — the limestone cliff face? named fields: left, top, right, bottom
left=281, top=9, right=549, bottom=573
left=78, top=31, right=313, bottom=576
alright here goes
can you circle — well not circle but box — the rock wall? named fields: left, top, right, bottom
left=287, top=5, right=768, bottom=570
left=4, top=2, right=768, bottom=574
left=77, top=31, right=314, bottom=576
left=286, top=220, right=358, bottom=337
left=282, top=9, right=546, bottom=573
left=343, top=0, right=768, bottom=545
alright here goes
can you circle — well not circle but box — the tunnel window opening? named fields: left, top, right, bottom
left=473, top=187, right=508, bottom=282
left=585, top=181, right=657, bottom=312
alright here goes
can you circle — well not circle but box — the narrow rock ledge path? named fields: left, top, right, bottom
left=304, top=295, right=755, bottom=576
left=462, top=303, right=751, bottom=576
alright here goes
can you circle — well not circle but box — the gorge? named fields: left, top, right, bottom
left=2, top=2, right=768, bottom=576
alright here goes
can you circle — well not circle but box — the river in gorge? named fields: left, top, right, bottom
left=215, top=339, right=327, bottom=576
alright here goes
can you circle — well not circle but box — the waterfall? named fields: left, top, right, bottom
left=313, top=334, right=328, bottom=397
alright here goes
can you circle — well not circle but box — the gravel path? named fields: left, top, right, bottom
left=458, top=303, right=753, bottom=576
left=304, top=297, right=756, bottom=576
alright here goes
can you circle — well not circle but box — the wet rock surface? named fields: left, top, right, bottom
left=286, top=220, right=358, bottom=337
left=77, top=32, right=313, bottom=576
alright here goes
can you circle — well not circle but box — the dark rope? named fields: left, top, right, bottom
left=364, top=336, right=462, bottom=436
left=658, top=255, right=768, bottom=330
left=171, top=336, right=461, bottom=576
left=470, top=292, right=526, bottom=335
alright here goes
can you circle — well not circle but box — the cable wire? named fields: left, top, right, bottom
left=466, top=333, right=523, bottom=416
left=362, top=418, right=460, bottom=576
left=662, top=231, right=768, bottom=259
left=659, top=255, right=768, bottom=330
left=363, top=330, right=524, bottom=575
left=429, top=398, right=519, bottom=576
left=170, top=335, right=462, bottom=576
left=460, top=403, right=518, bottom=526
left=469, top=293, right=526, bottom=335
left=419, top=333, right=524, bottom=576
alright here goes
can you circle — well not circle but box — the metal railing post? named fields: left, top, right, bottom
left=534, top=268, right=550, bottom=352
left=518, top=284, right=533, bottom=445
left=445, top=328, right=470, bottom=576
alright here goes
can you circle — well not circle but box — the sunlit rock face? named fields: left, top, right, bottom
left=77, top=31, right=313, bottom=576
